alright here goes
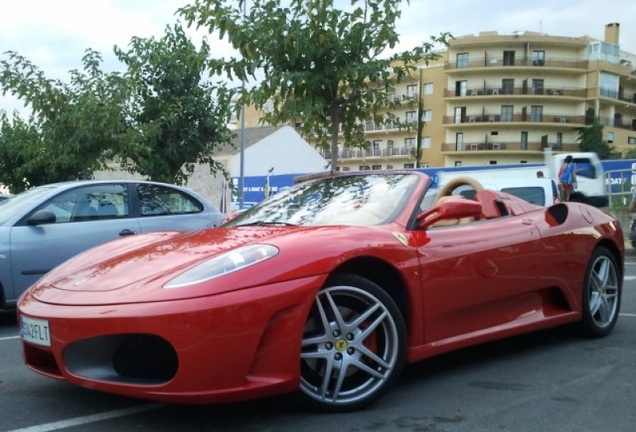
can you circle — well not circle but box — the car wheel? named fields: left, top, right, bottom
left=575, top=247, right=621, bottom=338
left=299, top=274, right=406, bottom=412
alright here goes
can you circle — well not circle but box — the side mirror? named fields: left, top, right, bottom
left=27, top=209, right=57, bottom=225
left=417, top=199, right=482, bottom=229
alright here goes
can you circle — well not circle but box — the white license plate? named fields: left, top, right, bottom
left=20, top=316, right=51, bottom=347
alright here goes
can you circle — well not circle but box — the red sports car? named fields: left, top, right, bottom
left=17, top=171, right=624, bottom=412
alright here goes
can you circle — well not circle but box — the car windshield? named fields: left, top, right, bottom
left=0, top=186, right=57, bottom=225
left=226, top=173, right=421, bottom=227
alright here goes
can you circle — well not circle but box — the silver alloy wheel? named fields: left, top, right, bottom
left=300, top=285, right=401, bottom=409
left=587, top=254, right=620, bottom=328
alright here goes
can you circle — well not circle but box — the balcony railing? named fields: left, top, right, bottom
left=597, top=116, right=636, bottom=131
left=444, top=86, right=587, bottom=98
left=442, top=113, right=585, bottom=125
left=445, top=57, right=588, bottom=70
left=440, top=142, right=580, bottom=152
left=318, top=146, right=415, bottom=160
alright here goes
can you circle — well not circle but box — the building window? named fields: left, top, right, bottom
left=600, top=72, right=619, bottom=99
left=607, top=131, right=614, bottom=144
left=556, top=132, right=563, bottom=150
left=628, top=137, right=636, bottom=144
left=372, top=165, right=382, bottom=170
left=423, top=83, right=433, bottom=95
left=386, top=165, right=394, bottom=170
left=489, top=160, right=497, bottom=165
left=455, top=80, right=468, bottom=96
left=422, top=110, right=432, bottom=121
left=405, top=137, right=416, bottom=148
left=501, top=105, right=514, bottom=122
left=372, top=140, right=382, bottom=156
left=421, top=137, right=431, bottom=149
left=342, top=167, right=350, bottom=171
left=531, top=106, right=543, bottom=122
left=533, top=50, right=545, bottom=66
left=532, top=79, right=544, bottom=95
left=454, top=161, right=462, bottom=167
left=521, top=131, right=528, bottom=150
left=456, top=132, right=464, bottom=151
left=405, top=111, right=417, bottom=125
left=365, top=119, right=374, bottom=131
left=501, top=79, right=514, bottom=95
left=457, top=52, right=469, bottom=68
left=420, top=163, right=430, bottom=168
left=403, top=163, right=415, bottom=169
left=359, top=165, right=371, bottom=171
left=405, top=84, right=417, bottom=99
left=503, top=50, right=515, bottom=66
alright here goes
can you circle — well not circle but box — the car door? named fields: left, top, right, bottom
left=8, top=183, right=140, bottom=300
left=414, top=215, right=544, bottom=343
left=134, top=183, right=221, bottom=232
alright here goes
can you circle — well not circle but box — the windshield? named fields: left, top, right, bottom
left=0, top=186, right=57, bottom=225
left=225, top=173, right=421, bottom=227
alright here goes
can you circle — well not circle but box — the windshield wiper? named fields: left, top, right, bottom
left=236, top=220, right=297, bottom=227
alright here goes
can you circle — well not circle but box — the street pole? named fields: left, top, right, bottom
left=238, top=0, right=247, bottom=210
left=415, top=65, right=425, bottom=169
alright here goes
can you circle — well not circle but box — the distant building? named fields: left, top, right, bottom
left=238, top=23, right=636, bottom=170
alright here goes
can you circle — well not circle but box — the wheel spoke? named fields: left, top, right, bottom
left=357, top=310, right=387, bottom=340
left=325, top=292, right=347, bottom=331
left=347, top=302, right=381, bottom=332
left=319, top=357, right=337, bottom=399
left=589, top=292, right=602, bottom=316
left=348, top=355, right=389, bottom=380
left=355, top=343, right=391, bottom=370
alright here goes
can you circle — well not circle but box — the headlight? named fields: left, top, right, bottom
left=163, top=244, right=279, bottom=289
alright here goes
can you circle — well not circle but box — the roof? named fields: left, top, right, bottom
left=214, top=125, right=287, bottom=157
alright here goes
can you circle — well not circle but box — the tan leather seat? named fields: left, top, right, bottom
left=429, top=196, right=476, bottom=227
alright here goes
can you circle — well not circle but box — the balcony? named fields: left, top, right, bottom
left=598, top=116, right=636, bottom=131
left=444, top=86, right=586, bottom=98
left=441, top=142, right=580, bottom=152
left=445, top=57, right=588, bottom=71
left=318, top=146, right=415, bottom=160
left=442, top=113, right=585, bottom=125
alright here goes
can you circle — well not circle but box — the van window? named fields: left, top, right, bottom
left=572, top=158, right=596, bottom=179
left=501, top=187, right=546, bottom=205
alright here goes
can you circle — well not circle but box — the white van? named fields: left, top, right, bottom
left=437, top=170, right=560, bottom=206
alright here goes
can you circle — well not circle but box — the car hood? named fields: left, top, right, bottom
left=28, top=224, right=397, bottom=306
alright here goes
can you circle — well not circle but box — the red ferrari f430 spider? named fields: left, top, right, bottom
left=18, top=171, right=624, bottom=412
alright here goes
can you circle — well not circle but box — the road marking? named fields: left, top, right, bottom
left=7, top=403, right=165, bottom=432
left=624, top=276, right=636, bottom=280
left=0, top=335, right=19, bottom=341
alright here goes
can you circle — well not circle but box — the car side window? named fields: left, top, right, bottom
left=137, top=184, right=203, bottom=217
left=39, top=184, right=129, bottom=224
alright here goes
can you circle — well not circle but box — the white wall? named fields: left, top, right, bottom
left=231, top=125, right=328, bottom=177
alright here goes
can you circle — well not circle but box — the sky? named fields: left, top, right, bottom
left=2, top=0, right=636, bottom=115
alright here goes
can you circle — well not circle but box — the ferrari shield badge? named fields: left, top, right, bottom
left=392, top=232, right=409, bottom=246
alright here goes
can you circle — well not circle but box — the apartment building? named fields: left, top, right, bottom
left=237, top=23, right=636, bottom=171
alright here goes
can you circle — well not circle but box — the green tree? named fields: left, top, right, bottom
left=576, top=117, right=614, bottom=159
left=180, top=0, right=448, bottom=172
left=113, top=24, right=235, bottom=184
left=0, top=49, right=128, bottom=190
left=0, top=111, right=47, bottom=193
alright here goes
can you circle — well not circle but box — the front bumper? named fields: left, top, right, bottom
left=18, top=275, right=322, bottom=404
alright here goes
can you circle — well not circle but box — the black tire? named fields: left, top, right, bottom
left=574, top=247, right=621, bottom=338
left=299, top=274, right=407, bottom=412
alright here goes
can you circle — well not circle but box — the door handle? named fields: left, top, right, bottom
left=119, top=229, right=136, bottom=236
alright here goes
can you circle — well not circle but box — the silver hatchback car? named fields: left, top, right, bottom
left=0, top=180, right=225, bottom=309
